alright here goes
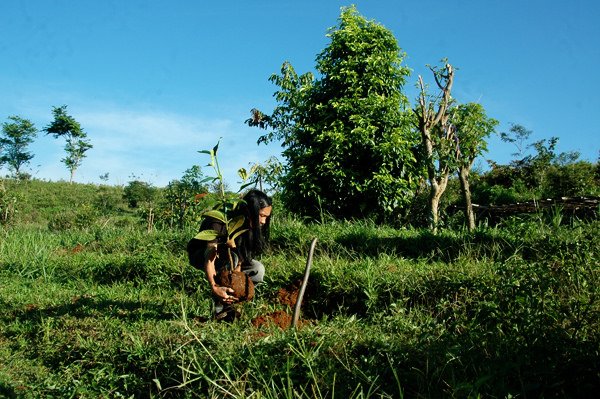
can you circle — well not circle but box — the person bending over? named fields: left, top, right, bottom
left=187, top=189, right=273, bottom=321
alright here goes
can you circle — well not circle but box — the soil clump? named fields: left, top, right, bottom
left=250, top=279, right=314, bottom=329
left=217, top=270, right=254, bottom=301
left=277, top=279, right=303, bottom=307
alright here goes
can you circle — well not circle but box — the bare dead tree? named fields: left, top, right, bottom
left=414, top=62, right=456, bottom=233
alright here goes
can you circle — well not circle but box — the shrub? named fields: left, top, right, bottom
left=48, top=205, right=99, bottom=231
left=544, top=161, right=599, bottom=197
left=93, top=185, right=124, bottom=214
left=123, top=180, right=156, bottom=208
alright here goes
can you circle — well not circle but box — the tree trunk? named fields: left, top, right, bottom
left=415, top=64, right=455, bottom=234
left=458, top=166, right=475, bottom=231
left=430, top=190, right=440, bottom=234
left=428, top=172, right=449, bottom=234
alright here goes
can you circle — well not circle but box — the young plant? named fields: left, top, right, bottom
left=194, top=140, right=248, bottom=270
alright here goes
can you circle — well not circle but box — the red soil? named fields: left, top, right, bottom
left=250, top=279, right=311, bottom=329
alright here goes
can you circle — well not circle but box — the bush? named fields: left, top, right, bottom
left=48, top=205, right=99, bottom=231
left=123, top=180, right=156, bottom=208
left=93, top=185, right=124, bottom=214
left=544, top=161, right=599, bottom=197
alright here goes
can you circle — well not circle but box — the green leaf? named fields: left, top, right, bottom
left=230, top=228, right=249, bottom=241
left=238, top=167, right=248, bottom=181
left=238, top=181, right=254, bottom=191
left=227, top=215, right=245, bottom=235
left=203, top=210, right=226, bottom=223
left=194, top=229, right=220, bottom=241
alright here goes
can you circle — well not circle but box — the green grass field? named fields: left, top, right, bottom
left=0, top=180, right=598, bottom=398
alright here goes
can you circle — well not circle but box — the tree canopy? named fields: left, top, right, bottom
left=248, top=6, right=419, bottom=220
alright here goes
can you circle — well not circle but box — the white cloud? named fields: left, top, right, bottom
left=19, top=103, right=279, bottom=187
left=78, top=108, right=232, bottom=151
left=1, top=87, right=282, bottom=187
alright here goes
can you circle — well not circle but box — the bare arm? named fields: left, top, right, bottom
left=204, top=243, right=238, bottom=303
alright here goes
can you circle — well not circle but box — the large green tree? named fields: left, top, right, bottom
left=44, top=105, right=92, bottom=183
left=247, top=6, right=418, bottom=220
left=451, top=103, right=498, bottom=230
left=0, top=115, right=37, bottom=179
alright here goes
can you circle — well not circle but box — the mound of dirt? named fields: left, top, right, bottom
left=251, top=310, right=292, bottom=329
left=218, top=270, right=254, bottom=301
left=250, top=280, right=313, bottom=330
left=277, top=279, right=303, bottom=307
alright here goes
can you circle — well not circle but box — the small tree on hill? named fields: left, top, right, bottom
left=0, top=115, right=37, bottom=179
left=500, top=124, right=580, bottom=194
left=44, top=105, right=93, bottom=183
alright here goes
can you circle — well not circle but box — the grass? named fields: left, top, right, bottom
left=1, top=179, right=599, bottom=398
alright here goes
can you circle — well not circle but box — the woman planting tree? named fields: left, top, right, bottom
left=187, top=189, right=273, bottom=321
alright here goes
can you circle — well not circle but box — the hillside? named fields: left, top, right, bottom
left=0, top=179, right=598, bottom=398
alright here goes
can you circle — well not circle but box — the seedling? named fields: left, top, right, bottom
left=194, top=140, right=254, bottom=300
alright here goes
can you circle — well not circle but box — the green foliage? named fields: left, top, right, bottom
left=0, top=115, right=37, bottom=179
left=408, top=177, right=463, bottom=228
left=248, top=6, right=419, bottom=221
left=452, top=103, right=498, bottom=168
left=1, top=178, right=128, bottom=226
left=544, top=161, right=600, bottom=197
left=43, top=105, right=93, bottom=183
left=1, top=176, right=598, bottom=398
left=123, top=180, right=156, bottom=208
left=47, top=204, right=99, bottom=232
left=192, top=142, right=251, bottom=269
left=0, top=179, right=19, bottom=225
left=151, top=165, right=209, bottom=229
left=93, top=184, right=124, bottom=215
left=240, top=156, right=284, bottom=195
left=198, top=140, right=246, bottom=213
left=475, top=124, right=599, bottom=203
left=447, top=104, right=499, bottom=229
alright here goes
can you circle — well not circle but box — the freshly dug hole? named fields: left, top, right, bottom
left=218, top=270, right=254, bottom=301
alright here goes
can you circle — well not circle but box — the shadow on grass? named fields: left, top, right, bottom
left=0, top=383, right=18, bottom=399
left=335, top=228, right=519, bottom=261
left=268, top=270, right=370, bottom=321
left=6, top=295, right=175, bottom=325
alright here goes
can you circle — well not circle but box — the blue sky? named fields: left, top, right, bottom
left=1, top=0, right=598, bottom=187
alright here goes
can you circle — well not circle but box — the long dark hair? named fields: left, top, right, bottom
left=234, top=189, right=272, bottom=262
